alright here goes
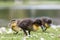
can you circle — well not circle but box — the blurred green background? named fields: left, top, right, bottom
left=0, top=0, right=60, bottom=27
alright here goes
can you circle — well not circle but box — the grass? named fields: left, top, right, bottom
left=0, top=27, right=60, bottom=40
left=0, top=1, right=60, bottom=6
left=0, top=1, right=14, bottom=7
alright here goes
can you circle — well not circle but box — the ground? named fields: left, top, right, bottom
left=0, top=27, right=60, bottom=40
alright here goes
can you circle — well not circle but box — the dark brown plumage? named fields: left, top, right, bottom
left=18, top=18, right=42, bottom=36
left=12, top=17, right=52, bottom=36
left=40, top=17, right=52, bottom=32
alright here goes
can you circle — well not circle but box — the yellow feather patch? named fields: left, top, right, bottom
left=45, top=23, right=49, bottom=28
left=12, top=26, right=21, bottom=32
left=33, top=24, right=39, bottom=31
left=11, top=23, right=21, bottom=32
left=11, top=23, right=16, bottom=27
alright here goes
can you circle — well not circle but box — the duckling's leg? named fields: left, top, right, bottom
left=41, top=25, right=46, bottom=32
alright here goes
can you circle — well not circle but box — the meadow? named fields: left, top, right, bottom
left=0, top=27, right=60, bottom=40
left=0, top=1, right=60, bottom=40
